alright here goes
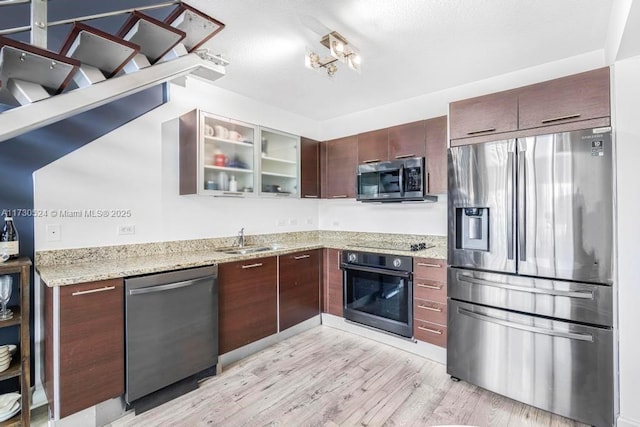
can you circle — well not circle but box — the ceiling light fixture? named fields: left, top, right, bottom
left=305, top=31, right=360, bottom=78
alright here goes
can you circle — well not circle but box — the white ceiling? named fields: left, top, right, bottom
left=188, top=0, right=613, bottom=121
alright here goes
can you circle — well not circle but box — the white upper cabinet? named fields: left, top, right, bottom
left=179, top=110, right=300, bottom=198
left=259, top=127, right=300, bottom=197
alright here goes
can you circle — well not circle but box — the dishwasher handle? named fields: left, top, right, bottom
left=129, top=276, right=213, bottom=296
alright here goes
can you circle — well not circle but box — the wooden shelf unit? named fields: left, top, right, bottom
left=0, top=257, right=31, bottom=426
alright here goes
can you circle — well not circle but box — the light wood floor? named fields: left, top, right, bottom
left=112, top=326, right=587, bottom=427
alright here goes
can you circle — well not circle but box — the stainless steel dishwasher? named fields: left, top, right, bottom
left=124, top=265, right=218, bottom=404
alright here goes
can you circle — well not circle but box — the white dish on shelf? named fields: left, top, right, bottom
left=0, top=393, right=20, bottom=420
left=7, top=345, right=15, bottom=356
left=0, top=400, right=20, bottom=422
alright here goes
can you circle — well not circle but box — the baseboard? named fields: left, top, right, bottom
left=219, top=315, right=322, bottom=369
left=618, top=416, right=640, bottom=427
left=321, top=313, right=447, bottom=365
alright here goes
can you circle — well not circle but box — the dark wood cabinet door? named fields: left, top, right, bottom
left=357, top=129, right=388, bottom=164
left=218, top=256, right=277, bottom=353
left=518, top=67, right=610, bottom=130
left=300, top=137, right=320, bottom=199
left=58, top=279, right=124, bottom=418
left=325, top=136, right=358, bottom=199
left=388, top=120, right=426, bottom=160
left=449, top=89, right=518, bottom=140
left=425, top=116, right=448, bottom=194
left=322, top=249, right=343, bottom=317
left=279, top=249, right=320, bottom=331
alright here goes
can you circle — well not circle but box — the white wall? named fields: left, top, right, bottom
left=613, top=56, right=640, bottom=427
left=33, top=50, right=608, bottom=248
left=33, top=80, right=321, bottom=250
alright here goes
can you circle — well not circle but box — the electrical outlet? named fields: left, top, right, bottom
left=277, top=218, right=287, bottom=227
left=46, top=224, right=61, bottom=242
left=118, top=224, right=136, bottom=235
left=289, top=218, right=298, bottom=226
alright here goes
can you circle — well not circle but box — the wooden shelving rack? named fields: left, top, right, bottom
left=0, top=258, right=31, bottom=426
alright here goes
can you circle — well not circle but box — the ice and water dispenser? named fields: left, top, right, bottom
left=455, top=207, right=489, bottom=251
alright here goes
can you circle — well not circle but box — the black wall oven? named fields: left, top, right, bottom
left=342, top=251, right=413, bottom=337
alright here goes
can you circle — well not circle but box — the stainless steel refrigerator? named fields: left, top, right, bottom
left=447, top=127, right=614, bottom=427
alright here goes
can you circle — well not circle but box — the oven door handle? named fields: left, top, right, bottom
left=341, top=263, right=412, bottom=278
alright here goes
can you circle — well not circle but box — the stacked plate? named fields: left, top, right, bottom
left=0, top=345, right=12, bottom=372
left=0, top=392, right=20, bottom=422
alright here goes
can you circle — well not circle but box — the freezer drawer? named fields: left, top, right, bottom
left=447, top=300, right=613, bottom=427
left=448, top=267, right=613, bottom=326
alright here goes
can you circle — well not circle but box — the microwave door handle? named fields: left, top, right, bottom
left=399, top=165, right=404, bottom=196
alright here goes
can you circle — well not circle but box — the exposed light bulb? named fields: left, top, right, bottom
left=333, top=41, right=344, bottom=54
left=351, top=54, right=361, bottom=66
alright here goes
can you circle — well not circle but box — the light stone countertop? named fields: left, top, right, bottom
left=36, top=232, right=447, bottom=287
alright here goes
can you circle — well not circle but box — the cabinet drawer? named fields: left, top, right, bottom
left=414, top=319, right=447, bottom=347
left=414, top=299, right=447, bottom=325
left=413, top=257, right=446, bottom=282
left=449, top=90, right=518, bottom=140
left=414, top=279, right=446, bottom=303
left=518, top=67, right=610, bottom=130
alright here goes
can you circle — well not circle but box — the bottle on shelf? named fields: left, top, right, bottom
left=229, top=176, right=238, bottom=192
left=0, top=212, right=19, bottom=260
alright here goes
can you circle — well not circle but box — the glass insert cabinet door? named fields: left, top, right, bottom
left=259, top=128, right=300, bottom=197
left=200, top=113, right=257, bottom=194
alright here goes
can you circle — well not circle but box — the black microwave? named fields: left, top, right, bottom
left=356, top=157, right=437, bottom=202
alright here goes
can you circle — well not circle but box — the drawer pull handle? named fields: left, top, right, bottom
left=466, top=127, right=496, bottom=135
left=241, top=263, right=263, bottom=269
left=417, top=283, right=442, bottom=290
left=417, top=262, right=441, bottom=268
left=541, top=113, right=581, bottom=124
left=418, top=305, right=442, bottom=312
left=395, top=154, right=415, bottom=159
left=303, top=195, right=318, bottom=198
left=363, top=159, right=381, bottom=163
left=294, top=255, right=311, bottom=260
left=332, top=195, right=348, bottom=199
left=72, top=286, right=116, bottom=296
left=418, top=326, right=443, bottom=335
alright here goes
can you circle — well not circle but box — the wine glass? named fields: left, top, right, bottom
left=0, top=275, right=12, bottom=320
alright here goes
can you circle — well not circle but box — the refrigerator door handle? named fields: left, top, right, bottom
left=518, top=150, right=527, bottom=261
left=507, top=152, right=516, bottom=260
left=457, top=273, right=595, bottom=299
left=458, top=308, right=594, bottom=342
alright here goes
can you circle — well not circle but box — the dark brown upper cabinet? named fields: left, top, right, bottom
left=324, top=135, right=358, bottom=199
left=449, top=89, right=519, bottom=140
left=388, top=120, right=427, bottom=160
left=357, top=129, right=389, bottom=164
left=518, top=67, right=610, bottom=130
left=300, top=137, right=320, bottom=199
left=450, top=67, right=611, bottom=146
left=425, top=116, right=448, bottom=194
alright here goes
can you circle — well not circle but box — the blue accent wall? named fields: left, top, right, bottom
left=0, top=84, right=166, bottom=391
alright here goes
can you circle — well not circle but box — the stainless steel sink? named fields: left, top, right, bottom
left=216, top=246, right=273, bottom=255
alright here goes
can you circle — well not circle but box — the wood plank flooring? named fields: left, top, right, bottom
left=111, top=326, right=587, bottom=427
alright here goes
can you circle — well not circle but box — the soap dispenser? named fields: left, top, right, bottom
left=229, top=175, right=238, bottom=192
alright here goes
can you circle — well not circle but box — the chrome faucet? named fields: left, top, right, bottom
left=237, top=227, right=245, bottom=247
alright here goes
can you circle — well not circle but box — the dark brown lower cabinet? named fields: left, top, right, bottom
left=322, top=248, right=343, bottom=317
left=279, top=249, right=320, bottom=331
left=218, top=256, right=278, bottom=354
left=44, top=278, right=125, bottom=419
